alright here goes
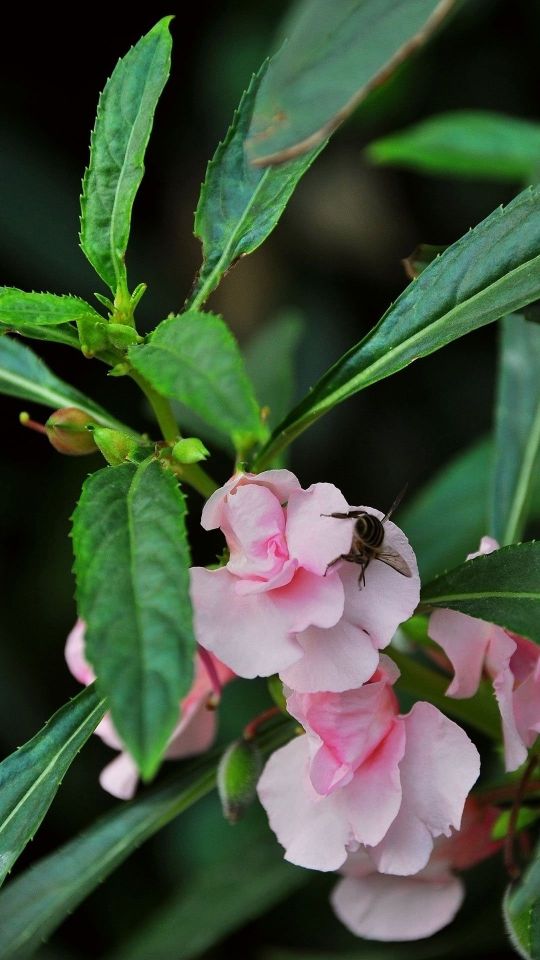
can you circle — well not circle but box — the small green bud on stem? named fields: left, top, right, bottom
left=217, top=738, right=263, bottom=824
left=92, top=427, right=141, bottom=465
left=172, top=437, right=210, bottom=464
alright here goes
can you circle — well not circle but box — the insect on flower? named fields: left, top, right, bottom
left=323, top=490, right=412, bottom=587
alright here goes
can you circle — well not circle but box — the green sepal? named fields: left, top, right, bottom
left=77, top=317, right=110, bottom=358
left=171, top=437, right=210, bottom=464
left=267, top=675, right=288, bottom=714
left=217, top=739, right=263, bottom=824
left=92, top=426, right=149, bottom=465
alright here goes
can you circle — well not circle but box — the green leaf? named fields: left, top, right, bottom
left=491, top=316, right=540, bottom=545
left=245, top=310, right=304, bottom=429
left=368, top=111, right=540, bottom=182
left=129, top=311, right=266, bottom=452
left=504, top=847, right=540, bottom=959
left=0, top=723, right=292, bottom=959
left=72, top=460, right=195, bottom=778
left=1, top=325, right=81, bottom=350
left=189, top=64, right=323, bottom=309
left=0, top=336, right=129, bottom=431
left=80, top=18, right=173, bottom=291
left=492, top=806, right=540, bottom=841
left=253, top=185, right=540, bottom=469
left=421, top=541, right=540, bottom=644
left=0, top=685, right=105, bottom=887
left=110, top=834, right=305, bottom=960
left=245, top=0, right=454, bottom=165
left=0, top=289, right=102, bottom=328
left=401, top=438, right=492, bottom=581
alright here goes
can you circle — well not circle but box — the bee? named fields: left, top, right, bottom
left=323, top=489, right=412, bottom=587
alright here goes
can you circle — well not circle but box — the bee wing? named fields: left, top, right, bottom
left=376, top=547, right=412, bottom=578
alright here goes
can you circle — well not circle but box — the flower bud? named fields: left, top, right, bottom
left=172, top=437, right=210, bottom=464
left=92, top=427, right=142, bottom=465
left=45, top=408, right=98, bottom=456
left=217, top=738, right=262, bottom=824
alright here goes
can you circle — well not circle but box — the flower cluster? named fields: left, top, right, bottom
left=191, top=471, right=487, bottom=941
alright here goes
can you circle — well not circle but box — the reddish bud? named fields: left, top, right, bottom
left=45, top=408, right=98, bottom=456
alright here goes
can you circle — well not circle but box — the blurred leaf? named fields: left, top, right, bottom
left=109, top=835, right=306, bottom=960
left=0, top=685, right=105, bottom=887
left=245, top=311, right=304, bottom=429
left=491, top=316, right=540, bottom=545
left=80, top=18, right=173, bottom=291
left=0, top=722, right=293, bottom=959
left=492, top=806, right=540, bottom=841
left=0, top=336, right=128, bottom=431
left=504, top=846, right=540, bottom=959
left=245, top=0, right=455, bottom=165
left=422, top=541, right=540, bottom=643
left=400, top=438, right=492, bottom=580
left=254, top=186, right=540, bottom=469
left=0, top=290, right=102, bottom=328
left=368, top=111, right=540, bottom=181
left=189, top=63, right=323, bottom=309
left=72, top=460, right=194, bottom=779
left=129, top=311, right=266, bottom=453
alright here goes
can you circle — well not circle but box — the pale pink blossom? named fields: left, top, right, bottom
left=331, top=799, right=500, bottom=941
left=257, top=656, right=480, bottom=873
left=190, top=471, right=419, bottom=691
left=65, top=619, right=233, bottom=799
left=428, top=536, right=540, bottom=772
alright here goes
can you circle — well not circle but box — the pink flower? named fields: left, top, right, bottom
left=190, top=470, right=419, bottom=691
left=257, top=656, right=480, bottom=873
left=428, top=536, right=540, bottom=772
left=65, top=619, right=234, bottom=800
left=331, top=798, right=500, bottom=941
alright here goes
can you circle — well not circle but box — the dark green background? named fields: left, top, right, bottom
left=0, top=1, right=536, bottom=956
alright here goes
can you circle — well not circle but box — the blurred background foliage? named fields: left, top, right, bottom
left=0, top=1, right=538, bottom=956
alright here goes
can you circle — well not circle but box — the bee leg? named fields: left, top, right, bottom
left=324, top=553, right=357, bottom=576
left=321, top=511, right=364, bottom=520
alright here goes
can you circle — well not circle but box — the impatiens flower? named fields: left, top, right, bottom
left=428, top=536, right=540, bottom=772
left=65, top=619, right=234, bottom=800
left=257, top=656, right=480, bottom=873
left=190, top=470, right=419, bottom=692
left=331, top=798, right=500, bottom=942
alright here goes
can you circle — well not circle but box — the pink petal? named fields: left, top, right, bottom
left=201, top=470, right=300, bottom=530
left=428, top=609, right=491, bottom=698
left=371, top=703, right=480, bottom=876
left=285, top=483, right=353, bottom=576
left=65, top=619, right=95, bottom=686
left=280, top=619, right=379, bottom=693
left=257, top=735, right=353, bottom=871
left=94, top=713, right=123, bottom=751
left=99, top=751, right=139, bottom=800
left=491, top=657, right=528, bottom=772
left=221, top=483, right=288, bottom=580
left=165, top=695, right=217, bottom=759
left=467, top=536, right=499, bottom=560
left=287, top=679, right=398, bottom=795
left=190, top=566, right=303, bottom=678
left=341, top=509, right=420, bottom=650
left=331, top=870, right=463, bottom=941
left=343, top=719, right=406, bottom=847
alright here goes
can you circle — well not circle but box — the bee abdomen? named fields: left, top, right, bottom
left=355, top=513, right=384, bottom=548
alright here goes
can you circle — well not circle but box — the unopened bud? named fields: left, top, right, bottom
left=92, top=427, right=141, bottom=465
left=217, top=738, right=262, bottom=824
left=45, top=408, right=98, bottom=456
left=172, top=437, right=210, bottom=464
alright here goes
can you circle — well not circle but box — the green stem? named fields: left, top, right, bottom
left=131, top=371, right=218, bottom=499
left=390, top=648, right=501, bottom=741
